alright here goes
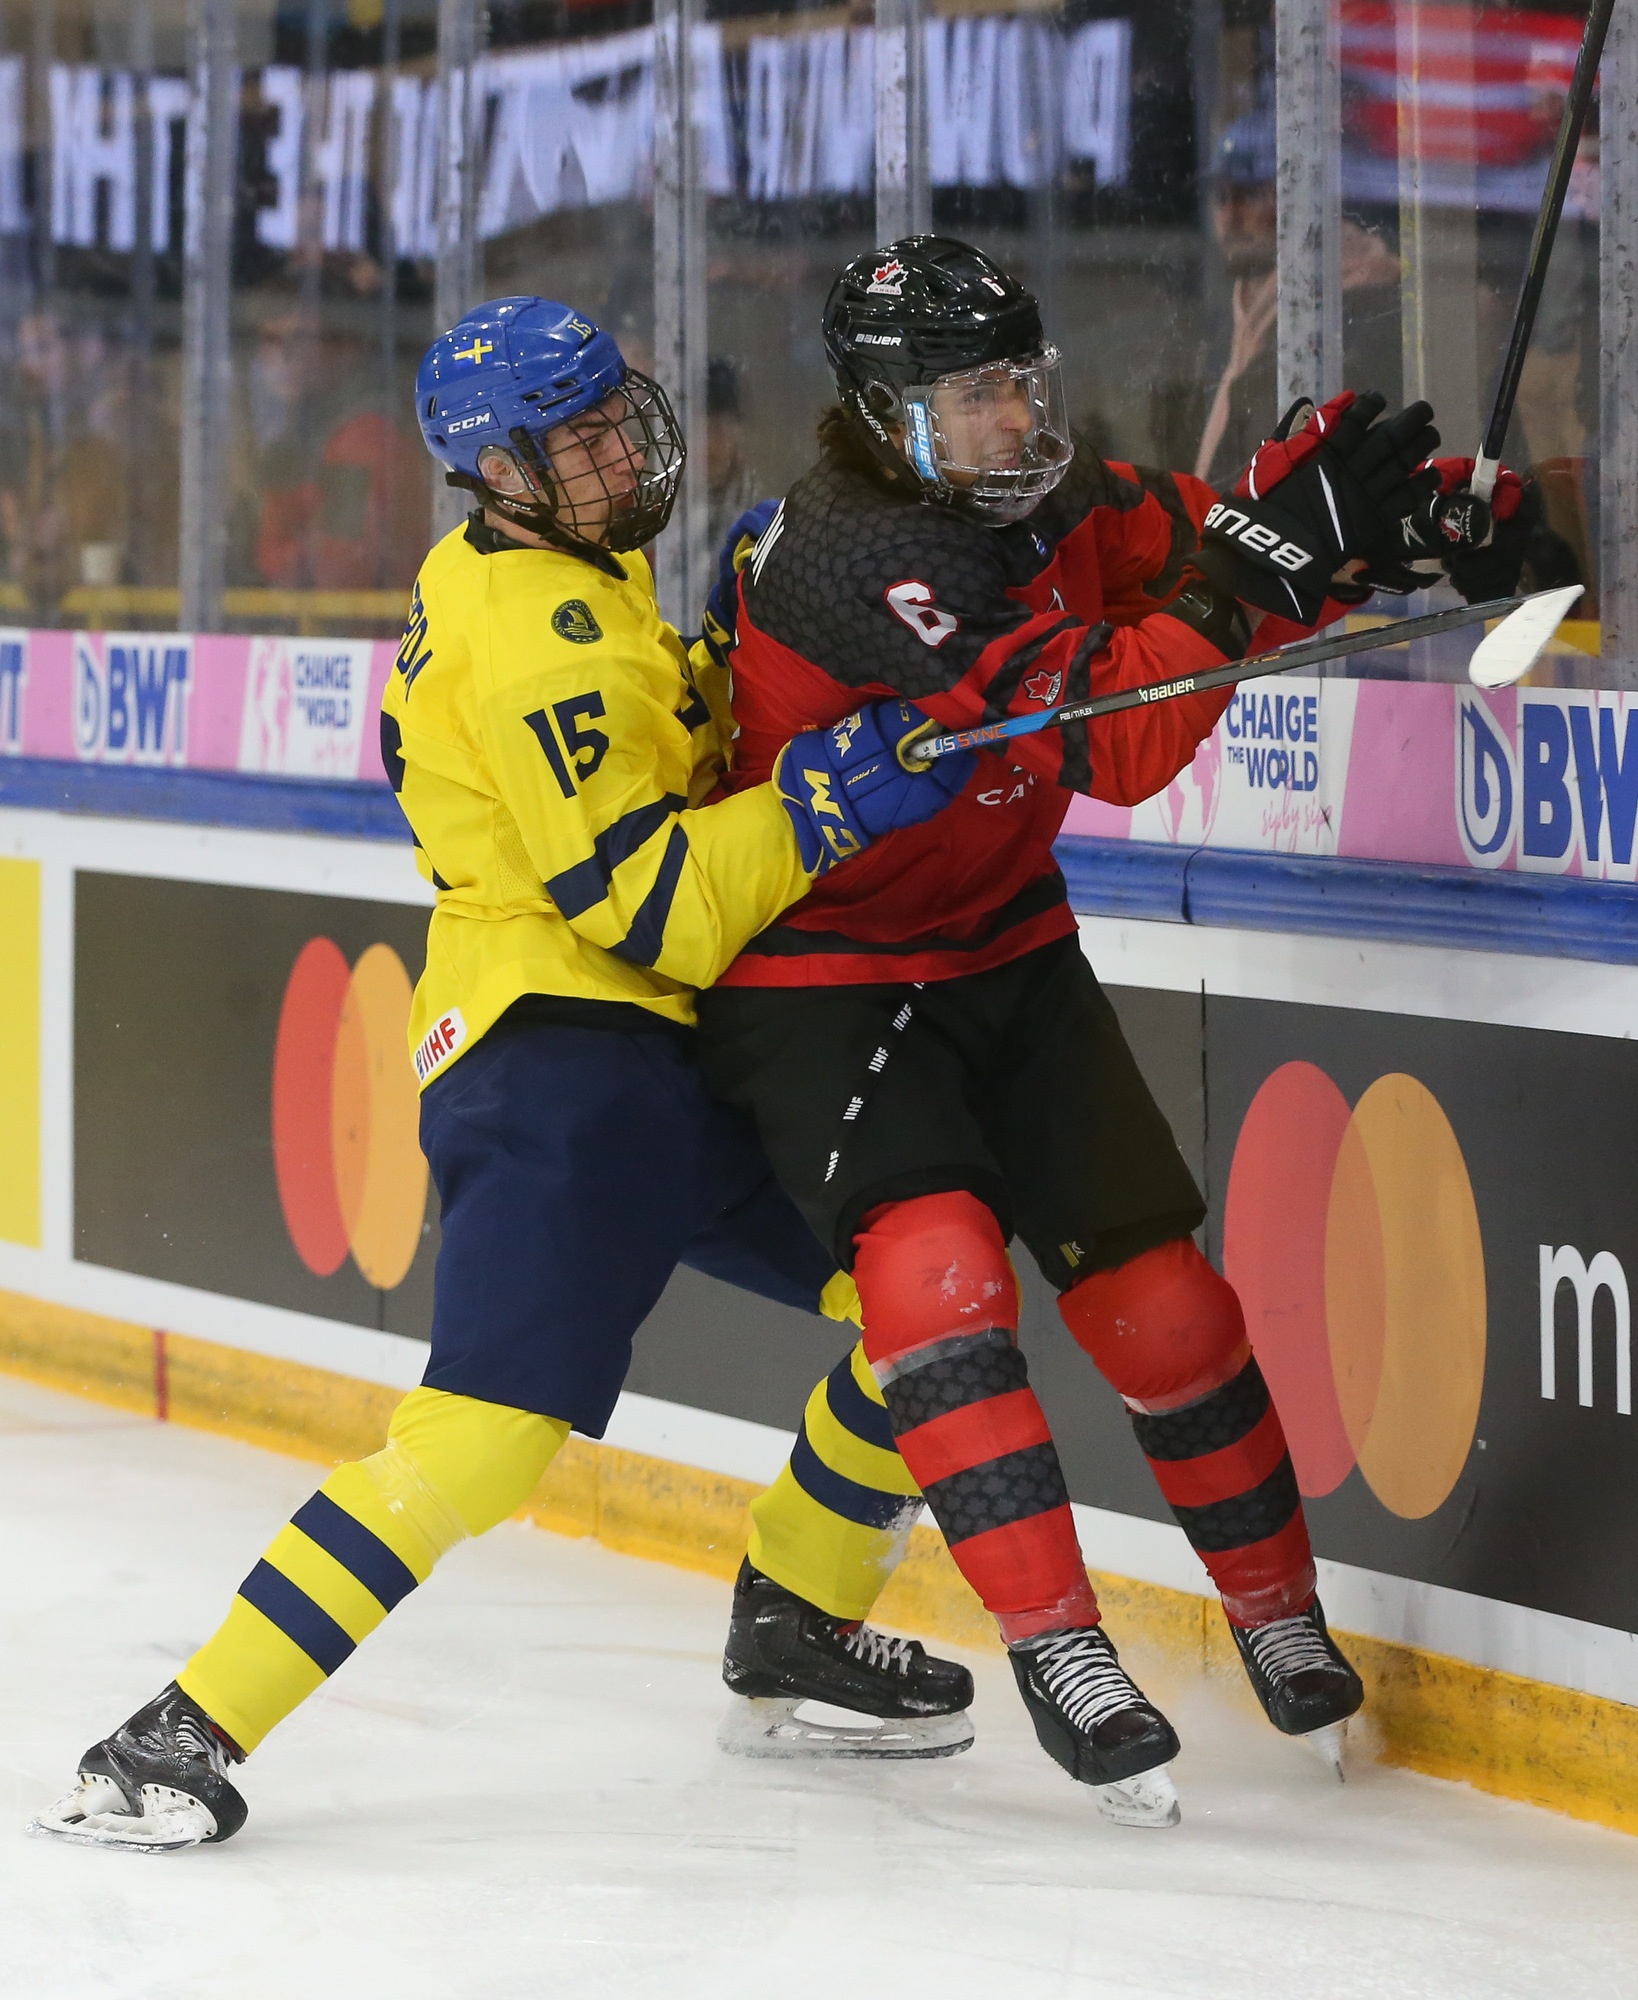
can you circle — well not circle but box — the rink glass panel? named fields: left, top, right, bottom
left=0, top=1, right=1616, bottom=668
left=0, top=3, right=188, bottom=631
left=698, top=0, right=1221, bottom=577
left=1336, top=0, right=1603, bottom=686
left=225, top=3, right=437, bottom=642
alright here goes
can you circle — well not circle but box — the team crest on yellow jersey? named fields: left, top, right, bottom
left=552, top=599, right=602, bottom=644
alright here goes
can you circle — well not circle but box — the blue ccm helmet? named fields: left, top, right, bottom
left=416, top=296, right=685, bottom=554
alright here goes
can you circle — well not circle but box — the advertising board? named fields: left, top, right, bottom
left=46, top=850, right=1638, bottom=1646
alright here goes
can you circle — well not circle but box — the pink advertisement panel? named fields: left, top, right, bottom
left=0, top=630, right=393, bottom=784
left=2, top=627, right=1633, bottom=882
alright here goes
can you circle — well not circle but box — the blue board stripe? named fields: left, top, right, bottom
left=0, top=758, right=410, bottom=841
left=1054, top=833, right=1638, bottom=967
left=788, top=1424, right=919, bottom=1532
left=8, top=758, right=1638, bottom=969
left=824, top=1356, right=897, bottom=1453
left=291, top=1491, right=418, bottom=1613
left=237, top=1559, right=357, bottom=1676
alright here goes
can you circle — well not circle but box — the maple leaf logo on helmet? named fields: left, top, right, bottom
left=1023, top=668, right=1063, bottom=707
left=866, top=259, right=906, bottom=298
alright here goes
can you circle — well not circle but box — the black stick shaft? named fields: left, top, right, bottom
left=906, top=596, right=1523, bottom=764
left=1481, top=0, right=1613, bottom=466
left=1028, top=596, right=1520, bottom=732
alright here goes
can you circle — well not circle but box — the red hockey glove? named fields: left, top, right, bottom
left=1193, top=391, right=1441, bottom=625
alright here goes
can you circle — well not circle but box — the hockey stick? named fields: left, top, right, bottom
left=1469, top=0, right=1613, bottom=503
left=898, top=585, right=1583, bottom=768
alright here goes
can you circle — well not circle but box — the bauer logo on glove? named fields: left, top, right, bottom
left=1199, top=502, right=1312, bottom=575
left=775, top=699, right=978, bottom=875
left=1193, top=390, right=1441, bottom=626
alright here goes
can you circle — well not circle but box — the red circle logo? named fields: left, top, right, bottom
left=272, top=938, right=427, bottom=1289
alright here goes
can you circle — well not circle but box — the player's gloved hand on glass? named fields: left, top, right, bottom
left=1193, top=390, right=1441, bottom=625
left=701, top=500, right=779, bottom=649
left=1361, top=457, right=1540, bottom=605
left=775, top=699, right=976, bottom=875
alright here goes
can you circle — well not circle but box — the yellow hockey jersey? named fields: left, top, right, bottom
left=380, top=517, right=812, bottom=1087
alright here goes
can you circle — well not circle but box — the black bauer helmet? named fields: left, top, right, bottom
left=823, top=235, right=1071, bottom=525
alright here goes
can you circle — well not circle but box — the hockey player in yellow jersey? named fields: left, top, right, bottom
left=34, top=297, right=977, bottom=1851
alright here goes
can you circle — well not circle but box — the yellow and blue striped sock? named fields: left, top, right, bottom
left=748, top=1341, right=924, bottom=1623
left=178, top=1387, right=568, bottom=1753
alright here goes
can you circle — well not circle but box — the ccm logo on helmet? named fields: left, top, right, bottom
left=446, top=408, right=495, bottom=435
left=1204, top=502, right=1313, bottom=573
left=885, top=579, right=960, bottom=647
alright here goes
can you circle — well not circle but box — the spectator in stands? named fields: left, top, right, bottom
left=1193, top=111, right=1402, bottom=489
left=247, top=302, right=428, bottom=597
left=0, top=311, right=150, bottom=618
left=706, top=357, right=761, bottom=554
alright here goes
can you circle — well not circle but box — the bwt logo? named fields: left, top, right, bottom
left=0, top=637, right=23, bottom=754
left=1540, top=1243, right=1631, bottom=1413
left=1458, top=689, right=1638, bottom=877
left=75, top=635, right=191, bottom=764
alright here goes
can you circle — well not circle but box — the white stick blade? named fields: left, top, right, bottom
left=1467, top=584, right=1584, bottom=689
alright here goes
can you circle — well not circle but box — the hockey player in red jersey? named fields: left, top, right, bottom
left=697, top=236, right=1492, bottom=1826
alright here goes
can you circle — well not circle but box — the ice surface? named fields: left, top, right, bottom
left=4, top=1372, right=1636, bottom=2000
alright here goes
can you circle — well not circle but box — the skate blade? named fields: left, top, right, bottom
left=1091, top=1763, right=1181, bottom=1829
left=29, top=1776, right=216, bottom=1852
left=1301, top=1720, right=1348, bottom=1783
left=717, top=1695, right=974, bottom=1761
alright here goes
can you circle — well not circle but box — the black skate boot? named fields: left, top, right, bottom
left=1009, top=1624, right=1182, bottom=1828
left=31, top=1682, right=248, bottom=1851
left=1230, top=1598, right=1364, bottom=1780
left=719, top=1558, right=974, bottom=1759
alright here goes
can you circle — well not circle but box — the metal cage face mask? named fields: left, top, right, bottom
left=904, top=348, right=1071, bottom=524
left=504, top=369, right=686, bottom=553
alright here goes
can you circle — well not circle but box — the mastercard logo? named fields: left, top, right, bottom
left=1224, top=1063, right=1487, bottom=1519
left=271, top=938, right=429, bottom=1289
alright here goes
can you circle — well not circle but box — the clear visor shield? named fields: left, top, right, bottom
left=906, top=349, right=1071, bottom=523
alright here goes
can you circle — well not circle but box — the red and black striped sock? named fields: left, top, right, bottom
left=1059, top=1238, right=1315, bottom=1627
left=1127, top=1356, right=1314, bottom=1627
left=856, top=1192, right=1097, bottom=1644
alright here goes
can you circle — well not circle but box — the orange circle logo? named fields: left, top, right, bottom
left=271, top=938, right=428, bottom=1289
left=1224, top=1063, right=1486, bottom=1519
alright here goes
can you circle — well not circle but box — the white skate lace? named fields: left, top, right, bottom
left=1244, top=1613, right=1335, bottom=1683
left=1027, top=1629, right=1146, bottom=1732
left=841, top=1625, right=916, bottom=1676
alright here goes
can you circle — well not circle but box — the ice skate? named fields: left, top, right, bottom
left=1230, top=1598, right=1363, bottom=1781
left=719, top=1558, right=975, bottom=1759
left=30, top=1682, right=247, bottom=1852
left=1008, top=1625, right=1181, bottom=1828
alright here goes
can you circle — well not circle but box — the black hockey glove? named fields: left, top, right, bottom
left=1193, top=391, right=1441, bottom=625
left=1356, top=457, right=1539, bottom=603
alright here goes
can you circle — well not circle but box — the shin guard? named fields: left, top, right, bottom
left=1061, top=1239, right=1317, bottom=1627
left=856, top=1193, right=1098, bottom=1643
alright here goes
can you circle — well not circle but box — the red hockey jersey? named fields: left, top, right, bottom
left=718, top=440, right=1317, bottom=987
